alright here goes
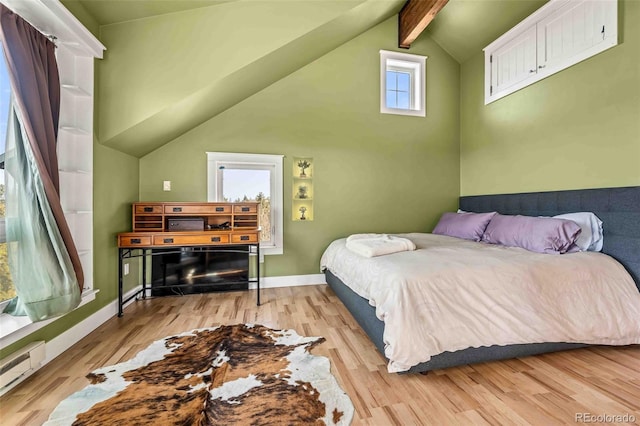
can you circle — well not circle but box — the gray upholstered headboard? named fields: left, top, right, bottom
left=459, top=186, right=640, bottom=291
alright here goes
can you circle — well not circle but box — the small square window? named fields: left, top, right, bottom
left=380, top=50, right=427, bottom=117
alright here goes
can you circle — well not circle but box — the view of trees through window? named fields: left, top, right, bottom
left=0, top=184, right=13, bottom=303
left=221, top=169, right=271, bottom=243
left=225, top=192, right=271, bottom=242
left=1, top=41, right=15, bottom=303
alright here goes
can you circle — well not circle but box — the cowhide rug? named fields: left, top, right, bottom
left=45, top=324, right=354, bottom=425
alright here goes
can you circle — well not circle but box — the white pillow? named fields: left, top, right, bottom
left=553, top=212, right=603, bottom=252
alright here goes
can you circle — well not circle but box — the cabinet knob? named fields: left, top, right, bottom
left=143, top=207, right=153, bottom=212
left=240, top=236, right=250, bottom=241
left=173, top=207, right=182, bottom=212
left=529, top=69, right=537, bottom=73
left=538, top=65, right=546, bottom=69
left=211, top=237, right=221, bottom=242
left=131, top=238, right=141, bottom=244
left=216, top=207, right=224, bottom=212
left=242, top=207, right=249, bottom=212
left=163, top=238, right=174, bottom=243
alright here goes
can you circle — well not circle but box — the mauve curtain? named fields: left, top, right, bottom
left=1, top=4, right=84, bottom=319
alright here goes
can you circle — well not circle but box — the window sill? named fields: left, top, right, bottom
left=380, top=107, right=426, bottom=117
left=0, top=289, right=98, bottom=350
left=261, top=245, right=283, bottom=256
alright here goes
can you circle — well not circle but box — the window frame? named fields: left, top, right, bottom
left=379, top=50, right=427, bottom=117
left=206, top=152, right=284, bottom=255
left=0, top=0, right=104, bottom=345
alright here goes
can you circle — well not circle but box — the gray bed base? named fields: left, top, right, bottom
left=325, top=186, right=640, bottom=374
left=325, top=270, right=587, bottom=374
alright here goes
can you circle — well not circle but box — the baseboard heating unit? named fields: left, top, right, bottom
left=0, top=341, right=45, bottom=394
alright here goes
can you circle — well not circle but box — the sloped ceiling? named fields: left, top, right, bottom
left=426, top=0, right=546, bottom=63
left=63, top=0, right=548, bottom=157
left=64, top=0, right=406, bottom=157
left=78, top=0, right=236, bottom=26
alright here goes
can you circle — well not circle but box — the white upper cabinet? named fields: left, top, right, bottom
left=537, top=0, right=615, bottom=69
left=484, top=0, right=618, bottom=104
left=491, top=25, right=537, bottom=97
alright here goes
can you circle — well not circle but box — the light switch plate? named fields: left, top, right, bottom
left=163, top=180, right=171, bottom=191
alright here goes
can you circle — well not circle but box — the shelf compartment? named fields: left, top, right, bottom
left=135, top=215, right=163, bottom=222
left=134, top=223, right=164, bottom=231
left=59, top=126, right=90, bottom=135
left=61, top=84, right=91, bottom=97
left=292, top=199, right=313, bottom=221
left=59, top=168, right=91, bottom=175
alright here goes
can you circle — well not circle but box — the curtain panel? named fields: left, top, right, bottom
left=1, top=4, right=83, bottom=320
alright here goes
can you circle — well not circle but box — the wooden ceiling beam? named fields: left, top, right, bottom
left=398, top=0, right=449, bottom=49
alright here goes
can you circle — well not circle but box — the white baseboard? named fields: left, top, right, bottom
left=45, top=286, right=141, bottom=364
left=252, top=273, right=326, bottom=289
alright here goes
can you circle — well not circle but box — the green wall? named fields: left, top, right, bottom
left=459, top=0, right=640, bottom=196
left=96, top=1, right=363, bottom=145
left=139, top=16, right=461, bottom=277
left=0, top=142, right=139, bottom=359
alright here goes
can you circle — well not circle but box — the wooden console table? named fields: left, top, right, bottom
left=117, top=202, right=261, bottom=316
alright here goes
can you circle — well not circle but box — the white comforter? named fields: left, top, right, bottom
left=320, top=233, right=640, bottom=373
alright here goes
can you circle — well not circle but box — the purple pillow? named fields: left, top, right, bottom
left=432, top=211, right=497, bottom=242
left=481, top=214, right=581, bottom=254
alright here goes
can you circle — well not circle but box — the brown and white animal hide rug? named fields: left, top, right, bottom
left=45, top=324, right=354, bottom=425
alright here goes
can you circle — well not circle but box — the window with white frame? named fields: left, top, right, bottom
left=0, top=41, right=14, bottom=308
left=0, top=0, right=104, bottom=344
left=380, top=50, right=426, bottom=117
left=207, top=152, right=283, bottom=255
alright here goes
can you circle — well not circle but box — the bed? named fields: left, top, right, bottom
left=321, top=186, right=640, bottom=374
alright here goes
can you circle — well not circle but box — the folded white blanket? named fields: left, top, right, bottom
left=345, top=234, right=416, bottom=258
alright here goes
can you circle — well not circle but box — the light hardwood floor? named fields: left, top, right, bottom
left=1, top=285, right=639, bottom=425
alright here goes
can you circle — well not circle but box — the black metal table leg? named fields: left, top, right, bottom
left=256, top=243, right=260, bottom=306
left=118, top=248, right=123, bottom=317
left=141, top=249, right=147, bottom=299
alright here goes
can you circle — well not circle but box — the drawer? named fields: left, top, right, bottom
left=164, top=204, right=231, bottom=214
left=234, top=205, right=257, bottom=214
left=135, top=204, right=163, bottom=214
left=152, top=234, right=230, bottom=246
left=119, top=235, right=152, bottom=247
left=231, top=233, right=258, bottom=243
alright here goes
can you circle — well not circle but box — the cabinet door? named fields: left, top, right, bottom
left=537, top=0, right=610, bottom=70
left=490, top=25, right=537, bottom=98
